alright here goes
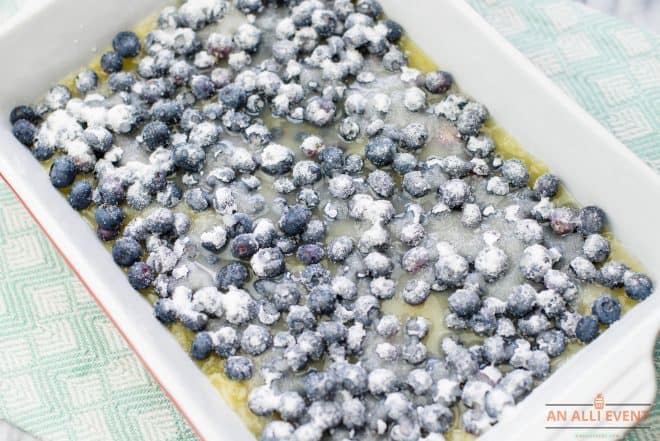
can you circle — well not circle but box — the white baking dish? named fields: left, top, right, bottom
left=0, top=1, right=657, bottom=440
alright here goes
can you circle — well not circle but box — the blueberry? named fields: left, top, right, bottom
left=75, top=69, right=98, bottom=94
left=591, top=295, right=621, bottom=324
left=382, top=19, right=403, bottom=42
left=583, top=234, right=610, bottom=263
left=218, top=84, right=247, bottom=109
left=145, top=208, right=175, bottom=234
left=575, top=316, right=599, bottom=343
left=279, top=204, right=311, bottom=236
left=302, top=220, right=326, bottom=243
left=226, top=213, right=253, bottom=238
left=533, top=173, right=559, bottom=199
left=303, top=370, right=338, bottom=401
left=154, top=298, right=176, bottom=324
left=180, top=108, right=204, bottom=132
left=425, top=70, right=453, bottom=94
left=344, top=153, right=364, bottom=175
left=151, top=99, right=184, bottom=124
left=446, top=288, right=481, bottom=319
left=365, top=136, right=396, bottom=167
left=11, top=119, right=36, bottom=146
left=190, top=75, right=216, bottom=100
left=97, top=227, right=120, bottom=242
left=261, top=421, right=294, bottom=441
left=327, top=236, right=354, bottom=262
left=49, top=156, right=77, bottom=188
left=141, top=121, right=170, bottom=150
left=287, top=305, right=315, bottom=334
left=112, top=31, right=141, bottom=58
left=98, top=177, right=126, bottom=205
left=624, top=273, right=653, bottom=301
left=318, top=146, right=344, bottom=175
left=402, top=279, right=431, bottom=305
left=111, top=237, right=142, bottom=267
left=83, top=127, right=113, bottom=154
left=296, top=244, right=324, bottom=265
left=94, top=204, right=124, bottom=231
left=67, top=180, right=93, bottom=210
left=230, top=234, right=260, bottom=259
left=536, top=330, right=566, bottom=357
left=191, top=332, right=213, bottom=360
left=215, top=327, right=240, bottom=358
left=578, top=206, right=606, bottom=235
left=215, top=262, right=249, bottom=289
left=356, top=0, right=382, bottom=18
left=100, top=51, right=123, bottom=73
left=240, top=325, right=272, bottom=356
left=506, top=284, right=537, bottom=318
left=599, top=261, right=627, bottom=288
left=9, top=105, right=39, bottom=125
left=173, top=143, right=205, bottom=172
left=304, top=96, right=336, bottom=127
left=307, top=284, right=337, bottom=315
left=224, top=356, right=253, bottom=381
left=127, top=262, right=154, bottom=290
left=501, top=159, right=529, bottom=188
left=317, top=321, right=347, bottom=346
left=184, top=188, right=210, bottom=212
left=107, top=71, right=135, bottom=92
left=32, top=142, right=55, bottom=161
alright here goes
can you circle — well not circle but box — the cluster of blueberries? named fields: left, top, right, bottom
left=9, top=0, right=654, bottom=440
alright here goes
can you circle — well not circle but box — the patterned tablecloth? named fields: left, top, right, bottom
left=0, top=0, right=657, bottom=440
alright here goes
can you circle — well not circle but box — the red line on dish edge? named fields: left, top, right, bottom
left=0, top=172, right=207, bottom=441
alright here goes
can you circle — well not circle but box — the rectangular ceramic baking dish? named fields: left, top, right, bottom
left=0, top=1, right=657, bottom=440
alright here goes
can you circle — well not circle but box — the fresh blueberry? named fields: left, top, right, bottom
left=67, top=180, right=93, bottom=210
left=11, top=119, right=36, bottom=146
left=365, top=136, right=396, bottom=167
left=141, top=121, right=170, bottom=150
left=215, top=262, right=249, bottom=289
left=303, top=370, right=338, bottom=401
left=624, top=273, right=653, bottom=301
left=307, top=284, right=337, bottom=315
left=424, top=70, right=453, bottom=94
left=32, top=142, right=55, bottom=161
left=230, top=234, right=260, bottom=259
left=287, top=305, right=316, bottom=334
left=591, top=294, right=621, bottom=324
left=536, top=330, right=566, bottom=357
left=75, top=69, right=98, bottom=94
left=107, top=71, right=135, bottom=92
left=224, top=356, right=254, bottom=381
left=533, top=173, right=559, bottom=199
left=501, top=159, right=529, bottom=188
left=448, top=288, right=481, bottom=317
left=151, top=99, right=184, bottom=124
left=218, top=84, right=247, bottom=109
left=9, top=105, right=39, bottom=124
left=296, top=244, right=324, bottom=265
left=226, top=213, right=253, bottom=238
left=49, top=156, right=77, bottom=188
left=190, top=75, right=216, bottom=100
left=279, top=204, right=311, bottom=236
left=240, top=325, right=272, bottom=356
left=127, top=262, right=154, bottom=290
left=100, top=51, right=123, bottom=73
left=318, top=146, right=344, bottom=175
left=575, top=315, right=599, bottom=343
left=215, top=327, right=240, bottom=358
left=97, top=227, right=120, bottom=242
left=145, top=208, right=175, bottom=234
left=173, top=143, right=206, bottom=172
left=506, top=284, right=537, bottom=318
left=112, top=237, right=143, bottom=267
left=95, top=204, right=125, bottom=230
left=98, top=177, right=126, bottom=205
left=83, top=127, right=113, bottom=154
left=154, top=298, right=176, bottom=324
left=382, top=19, right=403, bottom=42
left=191, top=332, right=213, bottom=360
left=356, top=0, right=382, bottom=18
left=112, top=31, right=141, bottom=58
left=578, top=206, right=606, bottom=236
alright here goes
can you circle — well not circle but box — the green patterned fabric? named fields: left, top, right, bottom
left=0, top=1, right=657, bottom=440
